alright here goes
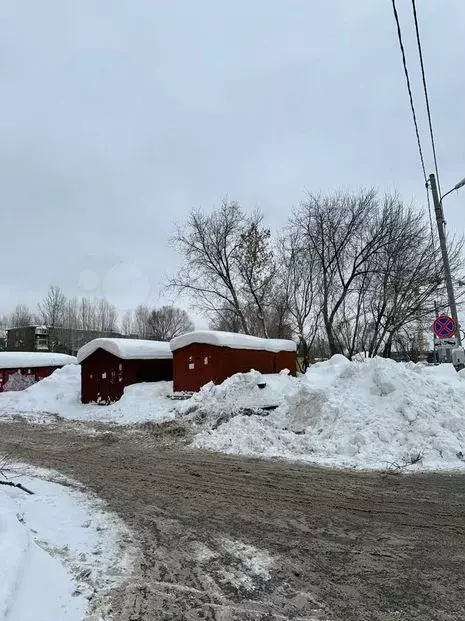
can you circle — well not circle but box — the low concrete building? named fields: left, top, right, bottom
left=6, top=326, right=124, bottom=356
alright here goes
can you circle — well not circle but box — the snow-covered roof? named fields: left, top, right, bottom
left=0, top=352, right=77, bottom=370
left=77, top=338, right=172, bottom=363
left=169, top=331, right=297, bottom=353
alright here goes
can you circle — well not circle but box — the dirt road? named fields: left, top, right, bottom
left=1, top=420, right=464, bottom=621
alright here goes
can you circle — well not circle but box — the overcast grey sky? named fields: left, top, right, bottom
left=1, top=1, right=464, bottom=318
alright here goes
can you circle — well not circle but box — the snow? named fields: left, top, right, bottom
left=0, top=351, right=76, bottom=369
left=192, top=538, right=273, bottom=593
left=189, top=356, right=465, bottom=471
left=3, top=353, right=465, bottom=471
left=77, top=338, right=172, bottom=363
left=0, top=364, right=175, bottom=424
left=169, top=330, right=296, bottom=353
left=0, top=468, right=134, bottom=621
left=221, top=538, right=273, bottom=581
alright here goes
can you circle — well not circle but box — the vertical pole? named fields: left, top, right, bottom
left=429, top=173, right=462, bottom=346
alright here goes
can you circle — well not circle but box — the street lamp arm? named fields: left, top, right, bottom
left=440, top=187, right=456, bottom=202
left=441, top=177, right=465, bottom=202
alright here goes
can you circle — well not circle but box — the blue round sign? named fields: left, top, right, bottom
left=433, top=315, right=456, bottom=339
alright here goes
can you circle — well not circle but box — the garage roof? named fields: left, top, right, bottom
left=77, top=338, right=172, bottom=363
left=0, top=352, right=77, bottom=369
left=169, top=331, right=296, bottom=353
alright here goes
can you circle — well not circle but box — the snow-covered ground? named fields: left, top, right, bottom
left=190, top=356, right=465, bottom=471
left=0, top=467, right=135, bottom=621
left=0, top=365, right=175, bottom=425
left=1, top=356, right=465, bottom=470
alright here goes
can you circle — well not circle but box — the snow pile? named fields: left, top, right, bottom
left=0, top=469, right=135, bottom=621
left=83, top=381, right=175, bottom=424
left=0, top=365, right=175, bottom=425
left=0, top=365, right=82, bottom=417
left=192, top=355, right=465, bottom=470
left=176, top=370, right=293, bottom=424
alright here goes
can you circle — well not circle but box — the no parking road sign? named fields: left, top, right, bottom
left=433, top=315, right=457, bottom=339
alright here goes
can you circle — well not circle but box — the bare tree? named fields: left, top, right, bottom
left=78, top=297, right=97, bottom=331
left=264, top=291, right=294, bottom=339
left=233, top=213, right=276, bottom=337
left=8, top=304, right=35, bottom=328
left=95, top=298, right=118, bottom=331
left=209, top=303, right=244, bottom=332
left=290, top=190, right=394, bottom=355
left=169, top=201, right=278, bottom=336
left=288, top=191, right=462, bottom=358
left=38, top=286, right=67, bottom=327
left=279, top=230, right=321, bottom=365
left=0, top=314, right=7, bottom=350
left=147, top=306, right=194, bottom=340
left=64, top=296, right=80, bottom=330
left=133, top=305, right=151, bottom=338
left=362, top=207, right=463, bottom=357
left=120, top=310, right=134, bottom=335
left=170, top=202, right=248, bottom=332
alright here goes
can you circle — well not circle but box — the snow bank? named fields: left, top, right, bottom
left=77, top=337, right=172, bottom=363
left=0, top=469, right=134, bottom=621
left=0, top=351, right=76, bottom=369
left=3, top=354, right=465, bottom=471
left=191, top=356, right=465, bottom=471
left=170, top=330, right=296, bottom=352
left=0, top=365, right=175, bottom=425
left=0, top=365, right=82, bottom=416
left=81, top=381, right=175, bottom=424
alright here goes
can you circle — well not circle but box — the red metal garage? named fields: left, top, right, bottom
left=0, top=352, right=77, bottom=392
left=170, top=331, right=297, bottom=393
left=77, top=338, right=173, bottom=404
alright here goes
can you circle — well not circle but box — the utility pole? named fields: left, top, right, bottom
left=429, top=173, right=462, bottom=346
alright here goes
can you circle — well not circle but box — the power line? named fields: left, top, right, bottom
left=391, top=0, right=428, bottom=181
left=411, top=0, right=442, bottom=198
left=390, top=0, right=438, bottom=270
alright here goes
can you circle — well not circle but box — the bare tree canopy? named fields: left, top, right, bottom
left=132, top=305, right=151, bottom=338
left=120, top=310, right=134, bottom=335
left=169, top=201, right=285, bottom=337
left=147, top=306, right=194, bottom=340
left=288, top=190, right=464, bottom=358
left=38, top=286, right=67, bottom=327
left=20, top=286, right=121, bottom=333
left=169, top=190, right=464, bottom=359
left=8, top=304, right=36, bottom=328
left=95, top=298, right=118, bottom=332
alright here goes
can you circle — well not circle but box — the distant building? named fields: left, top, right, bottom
left=6, top=326, right=125, bottom=357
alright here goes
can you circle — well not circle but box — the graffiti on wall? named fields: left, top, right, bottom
left=4, top=371, right=36, bottom=392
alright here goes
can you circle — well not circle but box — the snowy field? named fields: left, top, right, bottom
left=0, top=467, right=135, bottom=621
left=1, top=357, right=465, bottom=470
